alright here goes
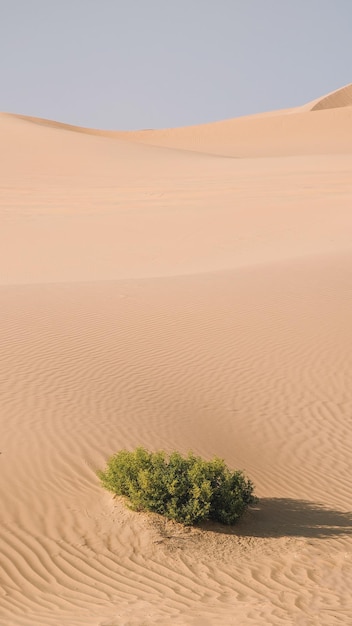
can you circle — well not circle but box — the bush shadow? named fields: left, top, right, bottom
left=199, top=498, right=352, bottom=539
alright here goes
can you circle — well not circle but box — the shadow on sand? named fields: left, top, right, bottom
left=199, top=498, right=352, bottom=539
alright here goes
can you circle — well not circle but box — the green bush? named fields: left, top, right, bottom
left=98, top=447, right=256, bottom=526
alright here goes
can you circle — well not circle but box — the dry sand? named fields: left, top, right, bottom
left=1, top=84, right=352, bottom=625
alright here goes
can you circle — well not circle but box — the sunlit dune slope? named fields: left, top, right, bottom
left=1, top=106, right=352, bottom=285
left=1, top=85, right=352, bottom=625
left=114, top=105, right=352, bottom=157
left=4, top=83, right=352, bottom=158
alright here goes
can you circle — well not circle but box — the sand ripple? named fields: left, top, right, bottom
left=1, top=254, right=352, bottom=624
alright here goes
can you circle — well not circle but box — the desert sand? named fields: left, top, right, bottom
left=1, top=83, right=352, bottom=625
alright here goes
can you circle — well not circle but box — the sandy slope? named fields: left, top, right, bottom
left=306, top=82, right=352, bottom=111
left=1, top=87, right=352, bottom=625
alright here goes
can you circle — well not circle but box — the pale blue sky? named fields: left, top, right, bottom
left=1, top=1, right=351, bottom=129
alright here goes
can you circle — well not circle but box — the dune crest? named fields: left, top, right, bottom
left=307, top=82, right=352, bottom=111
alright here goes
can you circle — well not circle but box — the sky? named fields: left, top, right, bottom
left=1, top=0, right=351, bottom=130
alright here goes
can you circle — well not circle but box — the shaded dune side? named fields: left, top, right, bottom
left=1, top=253, right=352, bottom=625
left=309, top=83, right=352, bottom=111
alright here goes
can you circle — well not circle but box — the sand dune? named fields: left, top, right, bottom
left=1, top=111, right=351, bottom=285
left=306, top=82, right=352, bottom=111
left=1, top=86, right=352, bottom=625
left=113, top=105, right=352, bottom=158
left=5, top=92, right=352, bottom=158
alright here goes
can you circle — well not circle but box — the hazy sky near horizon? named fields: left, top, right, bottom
left=1, top=1, right=351, bottom=129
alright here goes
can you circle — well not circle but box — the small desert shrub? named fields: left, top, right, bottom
left=98, top=448, right=256, bottom=526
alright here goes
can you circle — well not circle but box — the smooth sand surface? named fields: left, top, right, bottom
left=1, top=86, right=352, bottom=625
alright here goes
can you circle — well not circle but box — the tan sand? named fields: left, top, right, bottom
left=306, top=82, right=352, bottom=111
left=1, top=86, right=352, bottom=625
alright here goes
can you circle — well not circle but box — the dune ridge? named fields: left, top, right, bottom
left=1, top=85, right=352, bottom=625
left=307, top=82, right=352, bottom=111
left=4, top=96, right=352, bottom=159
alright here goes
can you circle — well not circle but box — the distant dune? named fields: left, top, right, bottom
left=5, top=83, right=352, bottom=158
left=1, top=86, right=352, bottom=625
left=306, top=82, right=352, bottom=111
